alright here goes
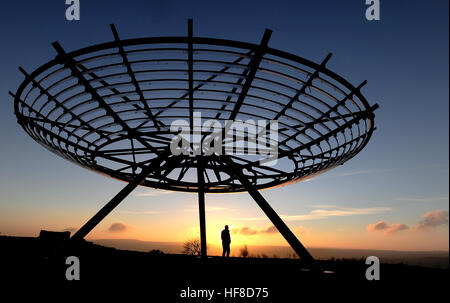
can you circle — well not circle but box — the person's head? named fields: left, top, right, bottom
left=225, top=225, right=229, bottom=230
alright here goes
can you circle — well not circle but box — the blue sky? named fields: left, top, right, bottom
left=0, top=0, right=448, bottom=251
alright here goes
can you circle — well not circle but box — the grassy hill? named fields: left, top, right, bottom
left=92, top=238, right=449, bottom=268
left=1, top=235, right=448, bottom=299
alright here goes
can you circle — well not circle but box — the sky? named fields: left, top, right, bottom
left=0, top=0, right=448, bottom=253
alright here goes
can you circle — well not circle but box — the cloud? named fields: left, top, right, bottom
left=265, top=225, right=278, bottom=233
left=108, top=222, right=130, bottom=233
left=313, top=204, right=338, bottom=209
left=333, top=169, right=391, bottom=177
left=319, top=169, right=391, bottom=179
left=415, top=210, right=449, bottom=231
left=367, top=210, right=449, bottom=235
left=283, top=207, right=392, bottom=221
left=232, top=225, right=279, bottom=236
left=231, top=225, right=306, bottom=236
left=386, top=224, right=409, bottom=234
left=62, top=227, right=78, bottom=234
left=367, top=220, right=409, bottom=235
left=206, top=206, right=231, bottom=212
left=117, top=210, right=161, bottom=215
left=234, top=227, right=257, bottom=235
left=135, top=189, right=173, bottom=197
left=290, top=168, right=389, bottom=183
left=185, top=206, right=232, bottom=212
left=292, top=225, right=306, bottom=235
left=367, top=221, right=389, bottom=232
left=233, top=207, right=391, bottom=222
left=395, top=196, right=449, bottom=203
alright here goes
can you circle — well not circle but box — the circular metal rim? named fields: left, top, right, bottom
left=12, top=35, right=377, bottom=193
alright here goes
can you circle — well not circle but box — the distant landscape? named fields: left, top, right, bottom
left=1, top=234, right=447, bottom=294
left=92, top=238, right=449, bottom=269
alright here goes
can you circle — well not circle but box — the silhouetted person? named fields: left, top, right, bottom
left=221, top=225, right=231, bottom=257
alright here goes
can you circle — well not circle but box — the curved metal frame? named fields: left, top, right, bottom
left=11, top=20, right=378, bottom=268
left=11, top=23, right=377, bottom=194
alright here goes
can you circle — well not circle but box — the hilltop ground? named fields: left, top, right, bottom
left=0, top=235, right=448, bottom=300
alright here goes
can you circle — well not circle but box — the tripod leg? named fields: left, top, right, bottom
left=71, top=155, right=167, bottom=240
left=224, top=159, right=320, bottom=271
left=197, top=157, right=208, bottom=258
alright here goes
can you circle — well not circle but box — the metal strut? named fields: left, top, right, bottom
left=71, top=154, right=167, bottom=240
left=221, top=156, right=321, bottom=271
left=197, top=157, right=207, bottom=258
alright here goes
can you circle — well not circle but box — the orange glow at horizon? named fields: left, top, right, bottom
left=1, top=195, right=448, bottom=253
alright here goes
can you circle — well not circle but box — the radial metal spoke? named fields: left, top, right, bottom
left=17, top=67, right=110, bottom=142
left=228, top=29, right=272, bottom=121
left=273, top=53, right=332, bottom=121
left=280, top=104, right=378, bottom=158
left=76, top=62, right=159, bottom=132
left=52, top=41, right=160, bottom=157
left=110, top=24, right=163, bottom=130
left=153, top=56, right=253, bottom=119
left=188, top=19, right=195, bottom=131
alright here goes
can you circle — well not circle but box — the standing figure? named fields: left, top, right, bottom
left=221, top=225, right=231, bottom=257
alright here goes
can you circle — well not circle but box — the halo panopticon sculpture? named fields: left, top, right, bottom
left=11, top=20, right=378, bottom=270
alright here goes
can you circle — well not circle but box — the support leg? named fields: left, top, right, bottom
left=241, top=177, right=315, bottom=263
left=223, top=158, right=320, bottom=271
left=71, top=155, right=167, bottom=241
left=197, top=157, right=207, bottom=258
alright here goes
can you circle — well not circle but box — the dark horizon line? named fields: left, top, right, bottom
left=1, top=234, right=448, bottom=253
